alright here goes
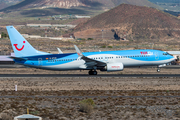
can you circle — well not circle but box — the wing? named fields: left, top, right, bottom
left=74, top=45, right=106, bottom=69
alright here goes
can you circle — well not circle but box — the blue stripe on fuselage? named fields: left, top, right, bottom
left=23, top=53, right=75, bottom=60
left=14, top=49, right=174, bottom=66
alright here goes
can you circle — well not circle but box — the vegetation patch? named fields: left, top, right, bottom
left=79, top=98, right=95, bottom=114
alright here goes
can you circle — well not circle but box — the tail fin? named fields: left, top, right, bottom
left=6, top=26, right=49, bottom=57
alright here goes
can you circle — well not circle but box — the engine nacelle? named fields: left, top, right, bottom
left=101, top=63, right=124, bottom=72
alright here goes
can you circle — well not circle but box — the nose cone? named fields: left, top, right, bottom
left=170, top=55, right=176, bottom=61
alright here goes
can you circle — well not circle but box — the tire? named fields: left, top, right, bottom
left=89, top=71, right=97, bottom=75
left=93, top=71, right=97, bottom=75
left=89, top=71, right=92, bottom=75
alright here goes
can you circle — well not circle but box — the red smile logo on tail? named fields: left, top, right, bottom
left=13, top=41, right=25, bottom=51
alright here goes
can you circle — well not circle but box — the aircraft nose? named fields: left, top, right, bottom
left=172, top=56, right=176, bottom=61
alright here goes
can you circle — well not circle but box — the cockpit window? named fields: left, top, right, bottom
left=163, top=52, right=172, bottom=56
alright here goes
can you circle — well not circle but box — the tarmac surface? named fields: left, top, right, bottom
left=1, top=74, right=180, bottom=77
left=1, top=64, right=180, bottom=78
left=1, top=64, right=180, bottom=69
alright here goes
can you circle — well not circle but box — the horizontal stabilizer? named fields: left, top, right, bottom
left=9, top=56, right=27, bottom=61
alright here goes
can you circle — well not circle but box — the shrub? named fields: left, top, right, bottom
left=77, top=38, right=86, bottom=40
left=101, top=45, right=106, bottom=48
left=108, top=46, right=113, bottom=48
left=87, top=38, right=94, bottom=40
left=0, top=113, right=12, bottom=120
left=79, top=98, right=95, bottom=114
left=30, top=110, right=39, bottom=115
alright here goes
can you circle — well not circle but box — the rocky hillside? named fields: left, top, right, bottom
left=1, top=0, right=162, bottom=12
left=0, top=0, right=22, bottom=10
left=73, top=4, right=180, bottom=40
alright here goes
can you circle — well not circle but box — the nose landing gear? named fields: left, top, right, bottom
left=89, top=70, right=97, bottom=75
left=157, top=66, right=161, bottom=72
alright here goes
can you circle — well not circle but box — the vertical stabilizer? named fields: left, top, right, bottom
left=6, top=26, right=49, bottom=57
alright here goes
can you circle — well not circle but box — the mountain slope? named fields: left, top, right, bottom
left=0, top=0, right=22, bottom=10
left=1, top=0, right=163, bottom=13
left=111, top=0, right=162, bottom=9
left=73, top=4, right=180, bottom=40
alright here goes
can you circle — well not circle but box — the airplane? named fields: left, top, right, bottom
left=7, top=26, right=175, bottom=75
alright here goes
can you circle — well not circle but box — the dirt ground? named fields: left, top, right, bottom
left=0, top=75, right=180, bottom=91
left=0, top=68, right=180, bottom=119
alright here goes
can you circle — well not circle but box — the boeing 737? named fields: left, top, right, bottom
left=7, top=26, right=175, bottom=75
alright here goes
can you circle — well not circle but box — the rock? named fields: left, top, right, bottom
left=59, top=117, right=69, bottom=120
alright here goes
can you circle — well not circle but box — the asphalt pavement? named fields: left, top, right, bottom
left=0, top=74, right=180, bottom=78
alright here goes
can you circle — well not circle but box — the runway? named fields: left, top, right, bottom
left=1, top=74, right=180, bottom=77
left=1, top=65, right=180, bottom=69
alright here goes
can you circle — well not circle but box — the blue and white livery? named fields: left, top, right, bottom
left=7, top=26, right=175, bottom=75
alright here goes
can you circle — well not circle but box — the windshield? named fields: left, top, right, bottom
left=164, top=52, right=173, bottom=56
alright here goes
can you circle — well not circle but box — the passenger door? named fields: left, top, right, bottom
left=155, top=52, right=159, bottom=60
left=38, top=58, right=43, bottom=66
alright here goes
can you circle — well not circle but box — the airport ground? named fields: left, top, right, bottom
left=0, top=67, right=180, bottom=119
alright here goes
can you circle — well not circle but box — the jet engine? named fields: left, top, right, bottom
left=100, top=63, right=124, bottom=72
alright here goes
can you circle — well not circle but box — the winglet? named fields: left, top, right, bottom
left=57, top=48, right=63, bottom=54
left=74, top=45, right=83, bottom=57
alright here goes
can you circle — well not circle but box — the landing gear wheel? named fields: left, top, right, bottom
left=93, top=71, right=97, bottom=75
left=89, top=71, right=92, bottom=75
left=89, top=70, right=97, bottom=75
left=157, top=69, right=160, bottom=72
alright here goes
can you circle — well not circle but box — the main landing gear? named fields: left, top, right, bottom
left=157, top=67, right=161, bottom=72
left=89, top=70, right=97, bottom=75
